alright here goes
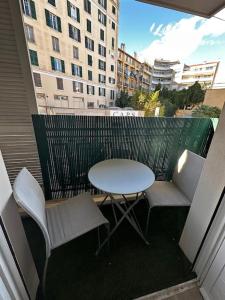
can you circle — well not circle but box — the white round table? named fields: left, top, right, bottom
left=88, top=159, right=155, bottom=195
left=88, top=159, right=155, bottom=252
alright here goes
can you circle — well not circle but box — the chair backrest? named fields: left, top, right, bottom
left=173, top=150, right=205, bottom=202
left=0, top=151, right=39, bottom=299
left=13, top=168, right=51, bottom=258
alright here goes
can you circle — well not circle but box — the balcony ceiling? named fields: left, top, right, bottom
left=137, top=0, right=225, bottom=18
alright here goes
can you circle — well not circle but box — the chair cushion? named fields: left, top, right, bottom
left=145, top=181, right=191, bottom=208
left=46, top=193, right=109, bottom=249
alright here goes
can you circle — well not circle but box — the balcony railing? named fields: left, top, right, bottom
left=32, top=115, right=214, bottom=200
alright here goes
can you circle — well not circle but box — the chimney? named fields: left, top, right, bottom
left=121, top=43, right=125, bottom=51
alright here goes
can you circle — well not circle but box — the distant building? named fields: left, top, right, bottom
left=117, top=44, right=152, bottom=95
left=151, top=59, right=179, bottom=90
left=176, top=61, right=219, bottom=90
left=22, top=0, right=119, bottom=114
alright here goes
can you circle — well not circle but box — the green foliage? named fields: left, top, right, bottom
left=118, top=81, right=205, bottom=118
left=160, top=99, right=177, bottom=117
left=185, top=81, right=205, bottom=107
left=115, top=91, right=132, bottom=108
left=192, top=105, right=221, bottom=118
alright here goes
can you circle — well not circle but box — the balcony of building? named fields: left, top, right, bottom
left=1, top=0, right=225, bottom=300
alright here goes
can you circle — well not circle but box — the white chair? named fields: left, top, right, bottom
left=13, top=167, right=109, bottom=291
left=145, top=150, right=205, bottom=235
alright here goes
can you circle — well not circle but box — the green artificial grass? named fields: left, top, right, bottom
left=22, top=201, right=195, bottom=300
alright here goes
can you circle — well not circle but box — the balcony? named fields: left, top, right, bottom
left=1, top=0, right=225, bottom=299
left=25, top=115, right=213, bottom=299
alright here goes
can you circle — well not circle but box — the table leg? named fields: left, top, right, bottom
left=96, top=193, right=149, bottom=255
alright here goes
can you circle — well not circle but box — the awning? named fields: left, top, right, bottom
left=137, top=0, right=225, bottom=18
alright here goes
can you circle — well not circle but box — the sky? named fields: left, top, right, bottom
left=118, top=0, right=225, bottom=69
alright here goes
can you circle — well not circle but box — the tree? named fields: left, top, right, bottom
left=160, top=100, right=177, bottom=117
left=115, top=91, right=132, bottom=108
left=154, top=83, right=162, bottom=91
left=185, top=81, right=205, bottom=108
left=192, top=105, right=221, bottom=118
left=138, top=90, right=160, bottom=116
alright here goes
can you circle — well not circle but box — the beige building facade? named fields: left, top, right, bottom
left=21, top=0, right=119, bottom=114
left=176, top=61, right=219, bottom=90
left=117, top=44, right=152, bottom=95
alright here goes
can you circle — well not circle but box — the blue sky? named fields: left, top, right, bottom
left=118, top=0, right=225, bottom=65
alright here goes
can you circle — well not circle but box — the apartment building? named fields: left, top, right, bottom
left=21, top=0, right=119, bottom=114
left=177, top=61, right=219, bottom=89
left=117, top=44, right=152, bottom=95
left=151, top=59, right=179, bottom=90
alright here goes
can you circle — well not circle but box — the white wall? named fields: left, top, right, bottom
left=179, top=104, right=225, bottom=263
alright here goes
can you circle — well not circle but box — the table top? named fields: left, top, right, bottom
left=88, top=159, right=155, bottom=195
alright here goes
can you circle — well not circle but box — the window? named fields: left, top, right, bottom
left=111, top=37, right=115, bottom=50
left=87, top=19, right=92, bottom=33
left=73, top=46, right=79, bottom=59
left=48, top=0, right=55, bottom=6
left=98, top=44, right=106, bottom=57
left=109, top=77, right=115, bottom=84
left=99, top=59, right=106, bottom=71
left=88, top=54, right=93, bottom=66
left=51, top=56, right=65, bottom=72
left=112, top=5, right=116, bottom=14
left=73, top=81, right=83, bottom=92
left=98, top=0, right=107, bottom=9
left=98, top=10, right=106, bottom=26
left=24, top=24, right=35, bottom=43
left=71, top=63, right=82, bottom=77
left=22, top=0, right=36, bottom=19
left=85, top=37, right=94, bottom=51
left=99, top=87, right=106, bottom=96
left=56, top=78, right=63, bottom=90
left=88, top=70, right=92, bottom=81
left=68, top=24, right=81, bottom=42
left=112, top=21, right=115, bottom=30
left=87, top=85, right=95, bottom=95
left=67, top=1, right=80, bottom=22
left=110, top=90, right=115, bottom=100
left=29, top=49, right=38, bottom=66
left=111, top=64, right=114, bottom=72
left=33, top=72, right=41, bottom=87
left=54, top=95, right=68, bottom=100
left=87, top=102, right=94, bottom=108
left=99, top=74, right=106, bottom=83
left=45, top=10, right=61, bottom=32
left=100, top=29, right=104, bottom=41
left=84, top=0, right=91, bottom=14
left=52, top=36, right=60, bottom=52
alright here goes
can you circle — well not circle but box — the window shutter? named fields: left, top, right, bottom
left=20, top=0, right=25, bottom=13
left=57, top=17, right=62, bottom=32
left=80, top=66, right=82, bottom=78
left=78, top=29, right=81, bottom=42
left=45, top=9, right=50, bottom=26
left=88, top=1, right=91, bottom=13
left=93, top=86, right=95, bottom=95
left=92, top=40, right=94, bottom=51
left=61, top=60, right=65, bottom=73
left=51, top=57, right=55, bottom=70
left=71, top=64, right=74, bottom=75
left=67, top=1, right=71, bottom=17
left=68, top=24, right=72, bottom=38
left=77, top=8, right=80, bottom=22
left=85, top=37, right=87, bottom=48
left=30, top=0, right=37, bottom=19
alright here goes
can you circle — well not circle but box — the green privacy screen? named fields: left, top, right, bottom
left=32, top=115, right=214, bottom=200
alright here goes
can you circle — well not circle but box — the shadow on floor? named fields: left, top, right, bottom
left=22, top=200, right=195, bottom=300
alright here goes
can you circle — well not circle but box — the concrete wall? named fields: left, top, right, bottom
left=204, top=88, right=225, bottom=109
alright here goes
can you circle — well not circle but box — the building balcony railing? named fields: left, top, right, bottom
left=32, top=115, right=214, bottom=200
